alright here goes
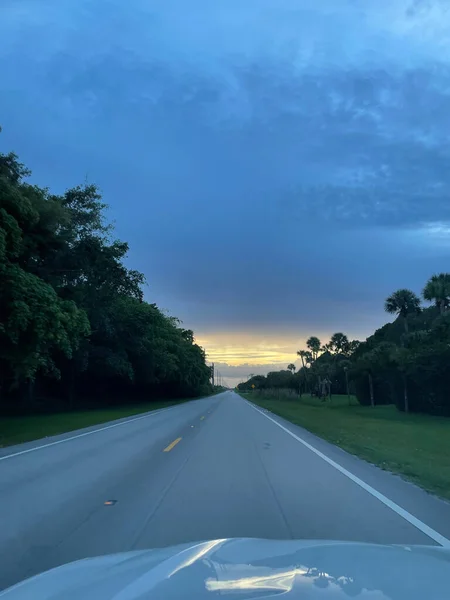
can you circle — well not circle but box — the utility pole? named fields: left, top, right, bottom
left=211, top=363, right=215, bottom=387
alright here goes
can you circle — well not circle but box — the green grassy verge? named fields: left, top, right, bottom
left=0, top=400, right=187, bottom=448
left=243, top=392, right=450, bottom=500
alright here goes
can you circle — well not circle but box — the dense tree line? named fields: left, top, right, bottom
left=0, top=147, right=212, bottom=414
left=238, top=278, right=450, bottom=416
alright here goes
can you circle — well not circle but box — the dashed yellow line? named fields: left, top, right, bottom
left=163, top=437, right=182, bottom=452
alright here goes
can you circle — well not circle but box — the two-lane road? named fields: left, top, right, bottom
left=2, top=391, right=450, bottom=590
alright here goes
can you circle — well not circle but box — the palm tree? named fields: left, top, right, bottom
left=356, top=352, right=376, bottom=407
left=287, top=363, right=296, bottom=374
left=297, top=350, right=307, bottom=369
left=423, top=273, right=450, bottom=315
left=384, top=289, right=421, bottom=333
left=340, top=359, right=352, bottom=404
left=304, top=351, right=313, bottom=366
left=328, top=332, right=350, bottom=355
left=297, top=350, right=310, bottom=394
left=306, top=336, right=321, bottom=361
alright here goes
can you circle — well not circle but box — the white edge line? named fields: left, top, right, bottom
left=246, top=400, right=450, bottom=548
left=0, top=405, right=180, bottom=462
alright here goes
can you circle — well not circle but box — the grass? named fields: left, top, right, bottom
left=0, top=400, right=187, bottom=448
left=242, top=391, right=450, bottom=500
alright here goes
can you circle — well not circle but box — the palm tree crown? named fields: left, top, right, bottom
left=423, top=273, right=450, bottom=314
left=306, top=336, right=321, bottom=360
left=328, top=332, right=350, bottom=355
left=385, top=289, right=421, bottom=333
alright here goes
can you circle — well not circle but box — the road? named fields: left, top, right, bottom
left=2, top=391, right=450, bottom=590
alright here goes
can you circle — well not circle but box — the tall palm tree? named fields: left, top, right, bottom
left=287, top=363, right=296, bottom=374
left=297, top=350, right=310, bottom=394
left=297, top=350, right=307, bottom=369
left=423, top=273, right=450, bottom=315
left=304, top=351, right=313, bottom=366
left=306, top=336, right=321, bottom=361
left=340, top=359, right=352, bottom=404
left=384, top=289, right=421, bottom=333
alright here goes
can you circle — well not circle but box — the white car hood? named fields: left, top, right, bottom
left=2, top=538, right=450, bottom=599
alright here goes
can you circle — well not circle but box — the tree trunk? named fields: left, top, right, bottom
left=27, top=379, right=34, bottom=406
left=345, top=370, right=350, bottom=405
left=368, top=373, right=374, bottom=407
left=300, top=356, right=308, bottom=395
left=69, top=360, right=76, bottom=409
left=440, top=300, right=445, bottom=315
left=403, top=316, right=409, bottom=334
left=402, top=373, right=409, bottom=413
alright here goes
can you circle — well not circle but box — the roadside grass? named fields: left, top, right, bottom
left=0, top=387, right=229, bottom=449
left=241, top=391, right=450, bottom=500
left=0, top=400, right=187, bottom=448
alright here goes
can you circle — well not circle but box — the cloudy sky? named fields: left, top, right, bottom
left=1, top=0, right=450, bottom=385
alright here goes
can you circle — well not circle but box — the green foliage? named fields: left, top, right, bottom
left=344, top=297, right=450, bottom=414
left=306, top=336, right=321, bottom=360
left=423, top=273, right=450, bottom=314
left=241, top=292, right=450, bottom=416
left=0, top=145, right=211, bottom=412
left=0, top=154, right=90, bottom=383
left=384, top=288, right=421, bottom=333
left=327, top=332, right=351, bottom=355
left=0, top=262, right=90, bottom=380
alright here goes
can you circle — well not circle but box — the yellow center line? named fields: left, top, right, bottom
left=163, top=437, right=182, bottom=452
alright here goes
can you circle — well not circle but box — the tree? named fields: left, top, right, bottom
left=348, top=340, right=361, bottom=355
left=306, top=336, right=321, bottom=361
left=304, top=351, right=313, bottom=366
left=340, top=359, right=352, bottom=404
left=0, top=141, right=212, bottom=412
left=423, top=274, right=450, bottom=315
left=354, top=352, right=376, bottom=407
left=313, top=360, right=334, bottom=400
left=266, top=370, right=295, bottom=389
left=384, top=289, right=421, bottom=333
left=0, top=152, right=90, bottom=388
left=297, top=350, right=309, bottom=394
left=297, top=350, right=307, bottom=369
left=287, top=363, right=296, bottom=374
left=0, top=263, right=90, bottom=383
left=328, top=332, right=351, bottom=355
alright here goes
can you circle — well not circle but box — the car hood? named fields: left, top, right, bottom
left=2, top=538, right=450, bottom=599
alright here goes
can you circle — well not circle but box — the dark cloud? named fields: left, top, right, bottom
left=1, top=0, right=450, bottom=345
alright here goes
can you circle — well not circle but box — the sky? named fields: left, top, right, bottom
left=1, top=0, right=450, bottom=386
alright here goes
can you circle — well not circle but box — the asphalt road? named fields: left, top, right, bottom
left=2, top=391, right=450, bottom=590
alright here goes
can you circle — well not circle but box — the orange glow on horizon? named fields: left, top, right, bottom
left=195, top=332, right=311, bottom=366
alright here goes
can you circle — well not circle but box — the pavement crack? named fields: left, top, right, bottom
left=129, top=454, right=192, bottom=550
left=253, top=440, right=294, bottom=540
